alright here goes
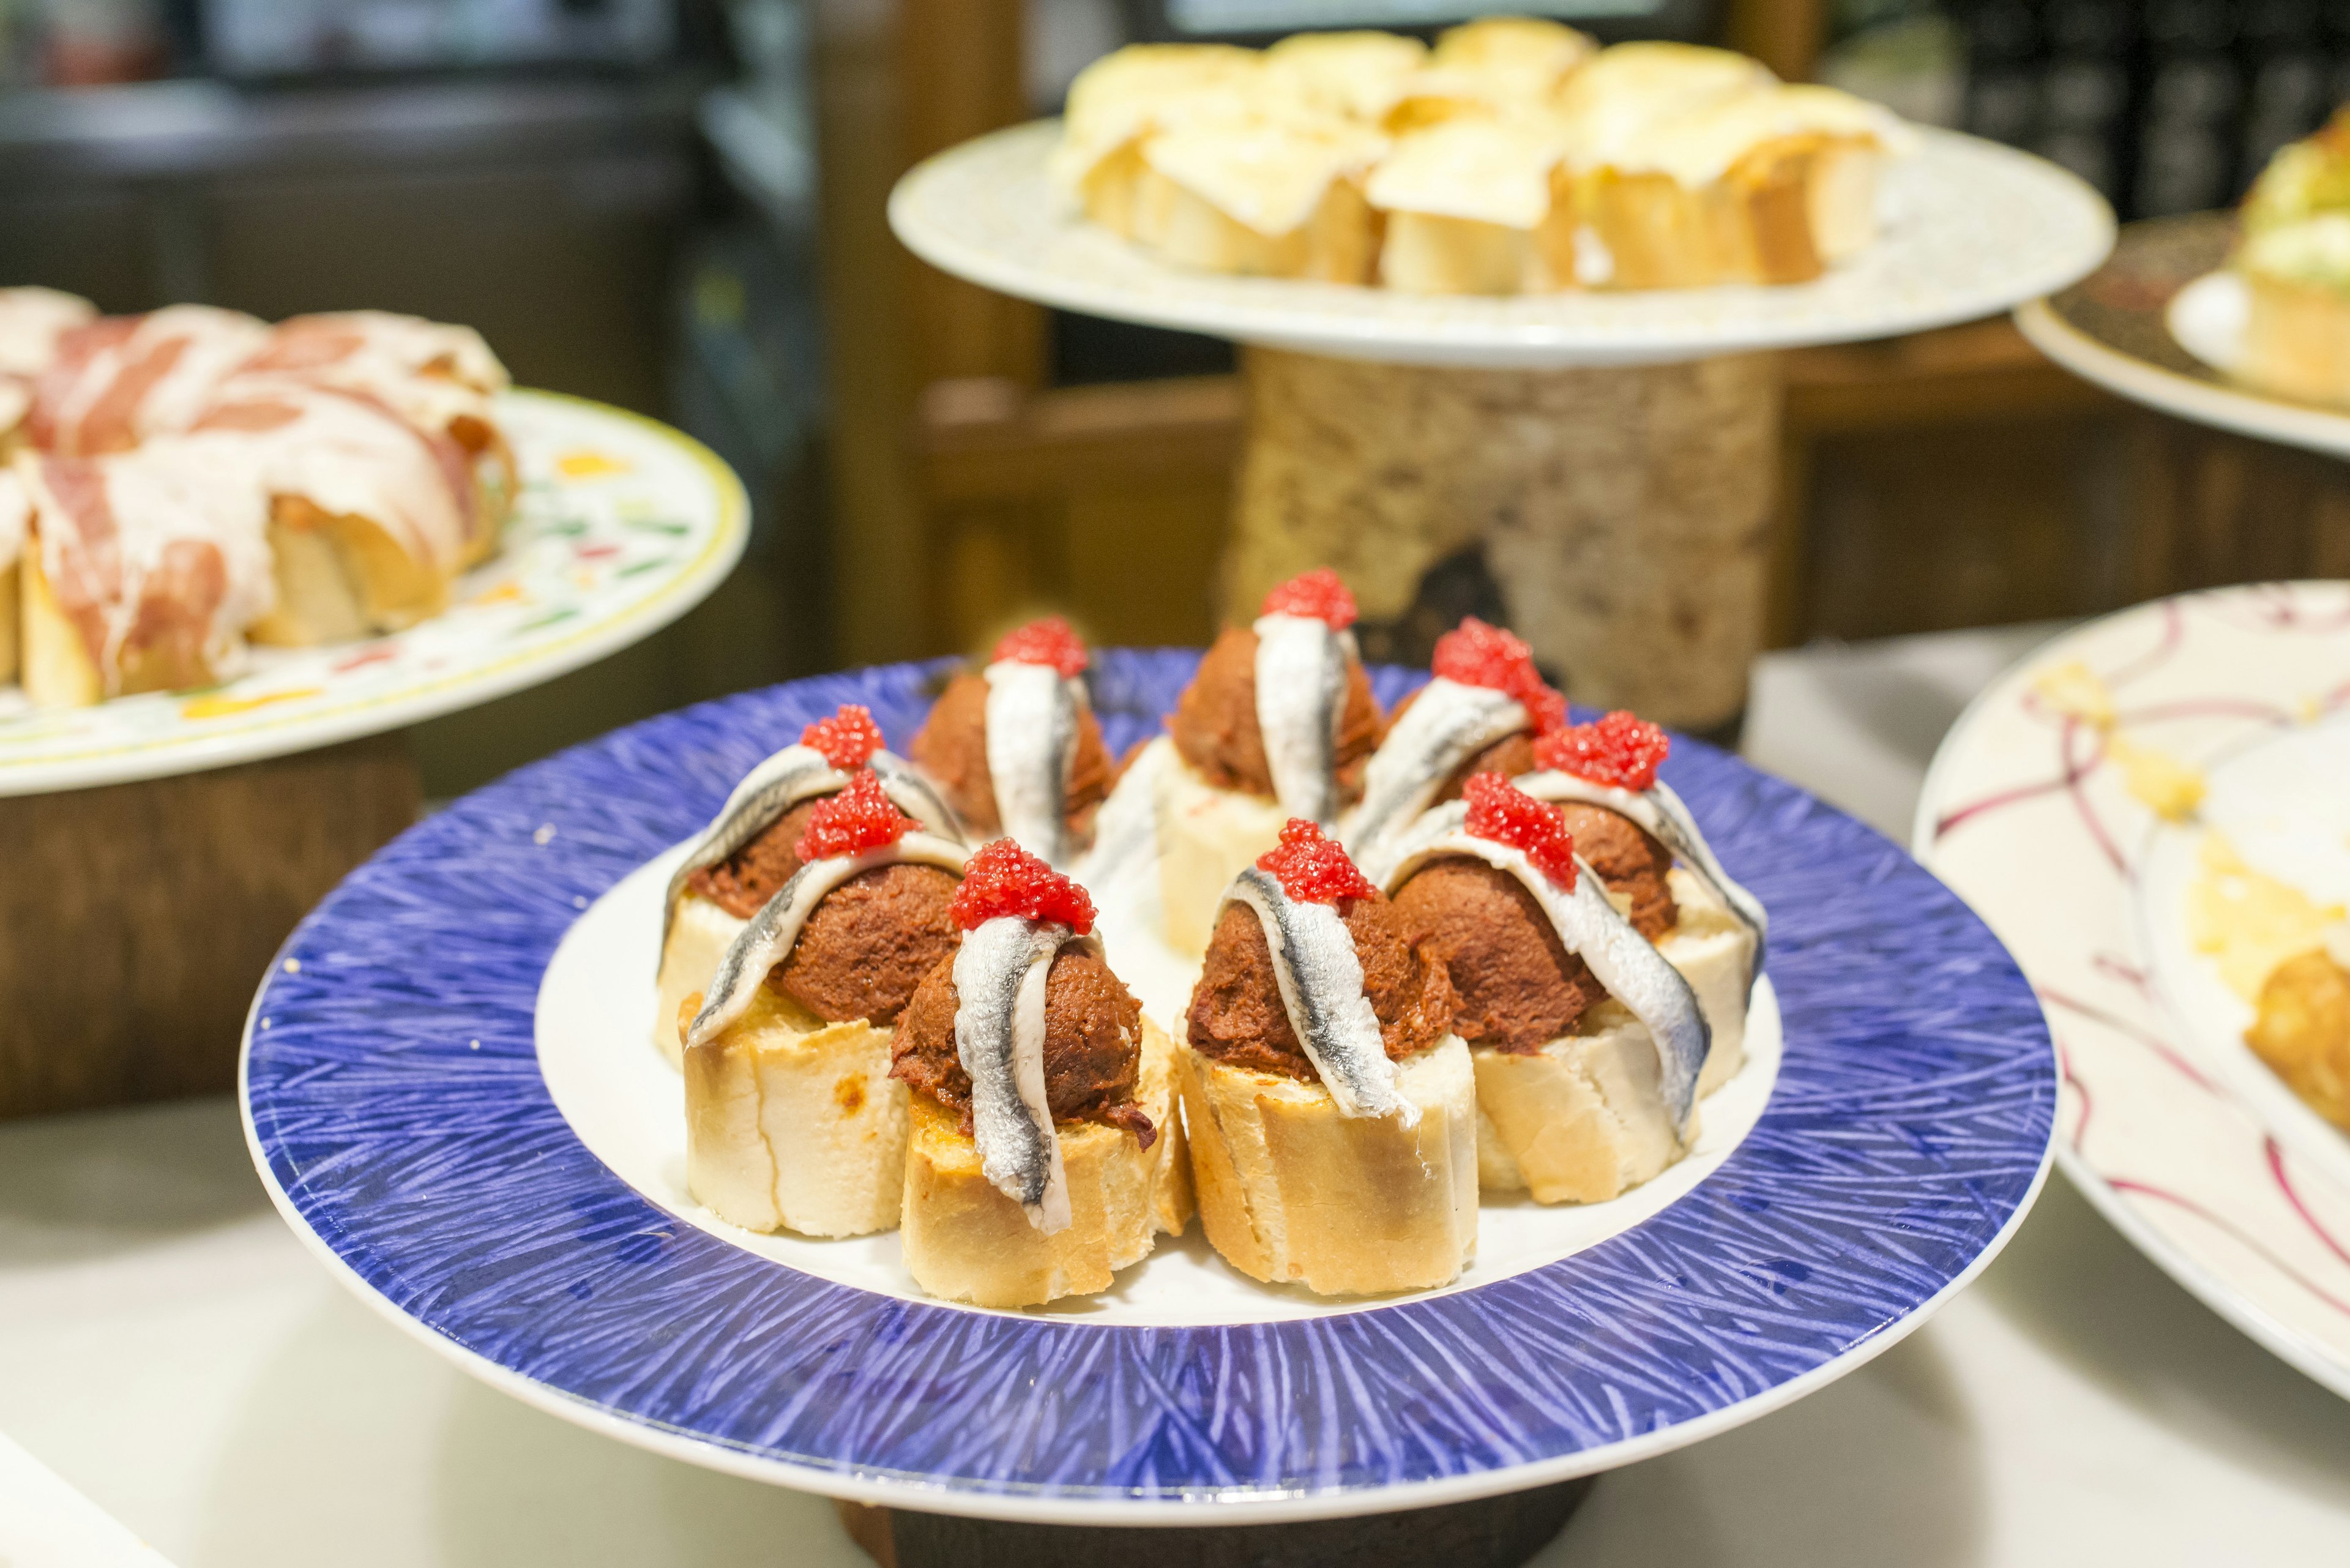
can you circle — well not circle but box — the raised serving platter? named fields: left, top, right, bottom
left=1917, top=582, right=2350, bottom=1401
left=0, top=389, right=747, bottom=797
left=242, top=651, right=2055, bottom=1522
left=889, top=121, right=2113, bottom=368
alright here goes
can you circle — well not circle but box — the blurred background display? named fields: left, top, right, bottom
left=2, top=0, right=2347, bottom=796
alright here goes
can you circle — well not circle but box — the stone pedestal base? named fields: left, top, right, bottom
left=1225, top=346, right=1782, bottom=730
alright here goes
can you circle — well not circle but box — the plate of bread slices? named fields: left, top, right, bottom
left=888, top=21, right=2113, bottom=366
left=0, top=288, right=746, bottom=795
left=1918, top=581, right=2350, bottom=1403
left=243, top=571, right=2056, bottom=1521
left=2018, top=108, right=2350, bottom=460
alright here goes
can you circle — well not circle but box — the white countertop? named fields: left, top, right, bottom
left=4, top=624, right=2349, bottom=1565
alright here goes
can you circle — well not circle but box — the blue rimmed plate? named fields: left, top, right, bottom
left=241, top=652, right=2056, bottom=1523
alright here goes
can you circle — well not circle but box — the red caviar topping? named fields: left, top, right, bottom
left=1260, top=568, right=1357, bottom=630
left=951, top=838, right=1096, bottom=934
left=1461, top=772, right=1578, bottom=891
left=991, top=616, right=1089, bottom=678
left=1256, top=818, right=1376, bottom=905
left=799, top=704, right=887, bottom=771
left=1535, top=710, right=1671, bottom=791
left=1432, top=618, right=1564, bottom=733
left=794, top=771, right=915, bottom=862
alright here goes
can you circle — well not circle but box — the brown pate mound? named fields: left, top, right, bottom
left=1185, top=894, right=1455, bottom=1080
left=908, top=669, right=1114, bottom=841
left=1384, top=685, right=1539, bottom=808
left=1553, top=802, right=1678, bottom=939
left=1168, top=624, right=1382, bottom=803
left=1392, top=858, right=1606, bottom=1051
left=685, top=796, right=826, bottom=920
left=768, top=863, right=960, bottom=1026
left=892, top=945, right=1158, bottom=1143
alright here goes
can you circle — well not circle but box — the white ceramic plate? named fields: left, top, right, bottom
left=889, top=121, right=2113, bottom=368
left=1915, top=582, right=2350, bottom=1400
left=0, top=390, right=748, bottom=797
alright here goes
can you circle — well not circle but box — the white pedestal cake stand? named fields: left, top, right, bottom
left=890, top=121, right=2114, bottom=732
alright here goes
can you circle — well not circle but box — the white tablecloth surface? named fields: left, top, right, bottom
left=4, top=624, right=2348, bottom=1565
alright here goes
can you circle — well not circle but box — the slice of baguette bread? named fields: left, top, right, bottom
left=1368, top=117, right=1577, bottom=294
left=1152, top=754, right=1291, bottom=955
left=1472, top=999, right=1693, bottom=1204
left=901, top=1017, right=1191, bottom=1308
left=1658, top=866, right=1757, bottom=1097
left=1179, top=1036, right=1477, bottom=1296
left=246, top=493, right=450, bottom=647
left=682, top=984, right=909, bottom=1238
left=654, top=893, right=750, bottom=1068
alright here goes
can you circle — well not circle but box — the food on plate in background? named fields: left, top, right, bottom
left=2232, top=106, right=2350, bottom=408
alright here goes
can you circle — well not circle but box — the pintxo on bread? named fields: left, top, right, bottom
left=1382, top=772, right=1710, bottom=1204
left=892, top=840, right=1191, bottom=1308
left=655, top=703, right=964, bottom=1066
left=679, top=770, right=970, bottom=1239
left=1178, top=819, right=1477, bottom=1296
left=1051, top=25, right=1910, bottom=296
left=1150, top=569, right=1383, bottom=955
left=908, top=616, right=1111, bottom=870
left=0, top=288, right=517, bottom=709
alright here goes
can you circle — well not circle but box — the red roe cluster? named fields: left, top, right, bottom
left=1260, top=568, right=1358, bottom=630
left=1258, top=818, right=1376, bottom=905
left=991, top=616, right=1089, bottom=678
left=1535, top=710, right=1671, bottom=791
left=951, top=838, right=1097, bottom=935
left=795, top=771, right=916, bottom=862
left=800, top=704, right=887, bottom=771
left=1461, top=772, right=1578, bottom=892
left=1431, top=618, right=1565, bottom=732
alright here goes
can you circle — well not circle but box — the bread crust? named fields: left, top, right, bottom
left=654, top=892, right=748, bottom=1068
left=19, top=541, right=105, bottom=708
left=1471, top=1001, right=1692, bottom=1204
left=682, top=984, right=909, bottom=1238
left=1178, top=1036, right=1477, bottom=1295
left=900, top=1017, right=1193, bottom=1307
left=1152, top=753, right=1290, bottom=955
left=1658, top=865, right=1756, bottom=1097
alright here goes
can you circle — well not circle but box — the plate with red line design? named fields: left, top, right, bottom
left=1915, top=580, right=2350, bottom=1400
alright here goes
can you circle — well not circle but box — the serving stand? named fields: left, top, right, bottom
left=890, top=121, right=2113, bottom=735
left=0, top=391, right=746, bottom=1119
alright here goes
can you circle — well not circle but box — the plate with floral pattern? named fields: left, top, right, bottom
left=242, top=653, right=2054, bottom=1521
left=0, top=390, right=747, bottom=796
left=1917, top=581, right=2350, bottom=1401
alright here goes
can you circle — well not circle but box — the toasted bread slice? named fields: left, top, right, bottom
left=1471, top=1000, right=1693, bottom=1204
left=1152, top=753, right=1290, bottom=956
left=1179, top=1036, right=1477, bottom=1296
left=900, top=1018, right=1191, bottom=1308
left=682, top=984, right=910, bottom=1238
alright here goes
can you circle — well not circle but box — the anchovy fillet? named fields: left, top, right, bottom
left=1221, top=867, right=1414, bottom=1124
left=1384, top=810, right=1708, bottom=1135
left=682, top=831, right=971, bottom=1050
left=1343, top=677, right=1528, bottom=874
left=1252, top=613, right=1351, bottom=826
left=982, top=659, right=1081, bottom=867
left=660, top=744, right=964, bottom=953
left=954, top=916, right=1080, bottom=1233
left=1515, top=769, right=1769, bottom=990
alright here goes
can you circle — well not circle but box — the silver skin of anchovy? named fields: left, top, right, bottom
left=1343, top=677, right=1528, bottom=869
left=682, top=831, right=971, bottom=1050
left=1384, top=808, right=1708, bottom=1135
left=954, top=916, right=1083, bottom=1233
left=660, top=745, right=966, bottom=952
left=1513, top=768, right=1768, bottom=991
left=1251, top=613, right=1352, bottom=826
left=1219, top=867, right=1415, bottom=1124
left=982, top=659, right=1081, bottom=868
